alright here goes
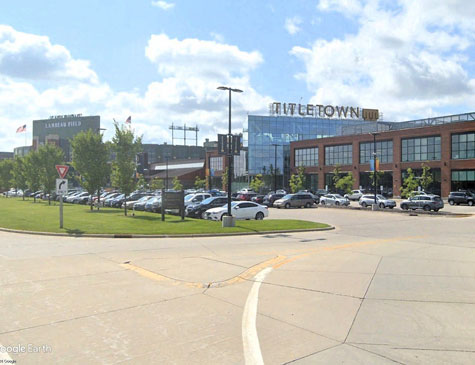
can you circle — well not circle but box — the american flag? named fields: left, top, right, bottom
left=125, top=116, right=131, bottom=124
left=16, top=124, right=26, bottom=133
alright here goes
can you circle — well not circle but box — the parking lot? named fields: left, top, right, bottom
left=1, top=205, right=474, bottom=364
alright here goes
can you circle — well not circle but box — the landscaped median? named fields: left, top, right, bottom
left=0, top=198, right=331, bottom=236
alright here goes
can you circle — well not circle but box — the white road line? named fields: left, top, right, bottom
left=242, top=266, right=273, bottom=365
left=0, top=343, right=13, bottom=361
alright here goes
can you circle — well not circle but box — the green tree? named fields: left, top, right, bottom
left=12, top=157, right=28, bottom=200
left=335, top=172, right=355, bottom=195
left=400, top=168, right=419, bottom=198
left=0, top=159, right=14, bottom=193
left=250, top=173, right=264, bottom=193
left=221, top=167, right=228, bottom=191
left=37, top=144, right=64, bottom=205
left=194, top=175, right=206, bottom=190
left=368, top=170, right=384, bottom=194
left=420, top=164, right=433, bottom=192
left=71, top=130, right=110, bottom=210
left=24, top=151, right=41, bottom=203
left=150, top=178, right=164, bottom=191
left=172, top=176, right=183, bottom=191
left=332, top=165, right=343, bottom=187
left=289, top=166, right=305, bottom=193
left=111, top=122, right=142, bottom=216
left=136, top=174, right=148, bottom=191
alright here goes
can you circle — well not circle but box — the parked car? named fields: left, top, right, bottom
left=400, top=195, right=444, bottom=212
left=103, top=193, right=121, bottom=207
left=314, top=189, right=329, bottom=198
left=184, top=193, right=212, bottom=207
left=262, top=193, right=285, bottom=207
left=273, top=193, right=315, bottom=209
left=132, top=196, right=154, bottom=211
left=145, top=196, right=162, bottom=212
left=109, top=194, right=125, bottom=208
left=297, top=190, right=320, bottom=204
left=359, top=194, right=396, bottom=209
left=204, top=201, right=269, bottom=221
left=186, top=196, right=229, bottom=219
left=65, top=191, right=83, bottom=203
left=448, top=191, right=475, bottom=206
left=251, top=195, right=265, bottom=204
left=344, top=189, right=366, bottom=201
left=236, top=192, right=258, bottom=201
left=320, top=194, right=350, bottom=206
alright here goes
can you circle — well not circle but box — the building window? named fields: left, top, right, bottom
left=295, top=147, right=318, bottom=167
left=401, top=136, right=441, bottom=162
left=210, top=156, right=223, bottom=171
left=452, top=132, right=475, bottom=160
left=325, top=144, right=352, bottom=166
left=452, top=170, right=475, bottom=182
left=359, top=140, right=393, bottom=164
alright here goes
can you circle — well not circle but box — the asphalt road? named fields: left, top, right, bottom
left=1, top=206, right=474, bottom=364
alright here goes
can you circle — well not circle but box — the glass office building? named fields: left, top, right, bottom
left=247, top=115, right=382, bottom=183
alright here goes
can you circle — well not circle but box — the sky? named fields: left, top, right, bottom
left=1, top=0, right=474, bottom=152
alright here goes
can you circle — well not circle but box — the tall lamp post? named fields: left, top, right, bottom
left=217, top=86, right=243, bottom=220
left=272, top=144, right=279, bottom=193
left=165, top=154, right=169, bottom=191
left=370, top=132, right=379, bottom=207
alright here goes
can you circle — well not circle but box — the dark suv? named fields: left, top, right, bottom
left=448, top=191, right=475, bottom=206
left=186, top=196, right=229, bottom=219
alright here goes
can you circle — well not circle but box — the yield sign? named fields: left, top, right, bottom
left=55, top=165, right=69, bottom=179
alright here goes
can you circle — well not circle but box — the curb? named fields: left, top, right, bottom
left=0, top=226, right=335, bottom=239
left=315, top=204, right=472, bottom=217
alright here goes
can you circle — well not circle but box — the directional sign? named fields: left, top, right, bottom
left=56, top=179, right=68, bottom=195
left=55, top=165, right=69, bottom=179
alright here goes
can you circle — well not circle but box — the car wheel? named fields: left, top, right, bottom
left=401, top=204, right=408, bottom=210
left=379, top=203, right=385, bottom=209
left=423, top=205, right=431, bottom=211
left=448, top=200, right=455, bottom=205
left=305, top=202, right=312, bottom=208
left=285, top=203, right=290, bottom=209
left=335, top=201, right=340, bottom=206
left=468, top=200, right=474, bottom=206
left=389, top=206, right=394, bottom=209
left=434, top=209, right=439, bottom=212
left=321, top=200, right=326, bottom=205
left=255, top=212, right=264, bottom=220
left=361, top=202, right=367, bottom=208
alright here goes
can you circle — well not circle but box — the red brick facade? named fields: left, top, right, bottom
left=290, top=121, right=475, bottom=197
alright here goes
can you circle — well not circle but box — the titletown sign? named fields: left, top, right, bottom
left=270, top=102, right=379, bottom=121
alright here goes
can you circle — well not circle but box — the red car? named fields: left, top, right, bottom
left=237, top=193, right=257, bottom=201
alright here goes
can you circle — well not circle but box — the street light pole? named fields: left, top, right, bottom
left=371, top=132, right=379, bottom=207
left=272, top=144, right=279, bottom=193
left=165, top=155, right=169, bottom=191
left=217, top=86, right=243, bottom=219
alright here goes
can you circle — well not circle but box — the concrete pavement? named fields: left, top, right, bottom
left=0, top=207, right=474, bottom=364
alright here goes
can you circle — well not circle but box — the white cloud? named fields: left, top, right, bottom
left=0, top=28, right=272, bottom=151
left=0, top=25, right=98, bottom=83
left=285, top=16, right=302, bottom=35
left=151, top=1, right=175, bottom=10
left=291, top=0, right=475, bottom=121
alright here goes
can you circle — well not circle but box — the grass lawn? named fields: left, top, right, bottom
left=0, top=198, right=330, bottom=235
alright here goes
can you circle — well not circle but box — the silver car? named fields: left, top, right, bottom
left=344, top=189, right=365, bottom=201
left=400, top=195, right=444, bottom=212
left=359, top=194, right=396, bottom=209
left=320, top=194, right=350, bottom=206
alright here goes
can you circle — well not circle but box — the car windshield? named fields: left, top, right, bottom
left=334, top=194, right=343, bottom=198
left=201, top=197, right=214, bottom=205
left=116, top=194, right=124, bottom=199
left=137, top=196, right=152, bottom=202
left=222, top=202, right=239, bottom=208
left=184, top=194, right=195, bottom=201
left=282, top=194, right=293, bottom=199
left=377, top=195, right=385, bottom=199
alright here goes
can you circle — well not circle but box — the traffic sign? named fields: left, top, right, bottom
left=55, top=165, right=69, bottom=179
left=56, top=179, right=68, bottom=195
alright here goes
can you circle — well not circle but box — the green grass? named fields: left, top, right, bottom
left=0, top=198, right=330, bottom=235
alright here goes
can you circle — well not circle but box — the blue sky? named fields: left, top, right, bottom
left=1, top=0, right=474, bottom=151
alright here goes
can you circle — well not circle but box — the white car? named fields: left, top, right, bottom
left=344, top=189, right=365, bottom=201
left=205, top=201, right=269, bottom=221
left=320, top=194, right=350, bottom=206
left=184, top=193, right=211, bottom=207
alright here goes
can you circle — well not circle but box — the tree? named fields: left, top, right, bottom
left=0, top=159, right=14, bottom=193
left=250, top=174, right=264, bottom=193
left=332, top=165, right=343, bottom=187
left=194, top=175, right=206, bottom=190
left=37, top=144, right=64, bottom=205
left=172, top=176, right=183, bottom=191
left=400, top=168, right=419, bottom=198
left=111, top=122, right=142, bottom=216
left=12, top=157, right=28, bottom=200
left=24, top=151, right=41, bottom=203
left=71, top=130, right=110, bottom=210
left=136, top=174, right=148, bottom=191
left=420, top=164, right=433, bottom=192
left=150, top=178, right=164, bottom=191
left=221, top=167, right=228, bottom=191
left=369, top=170, right=384, bottom=194
left=335, top=172, right=355, bottom=195
left=289, top=166, right=305, bottom=193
